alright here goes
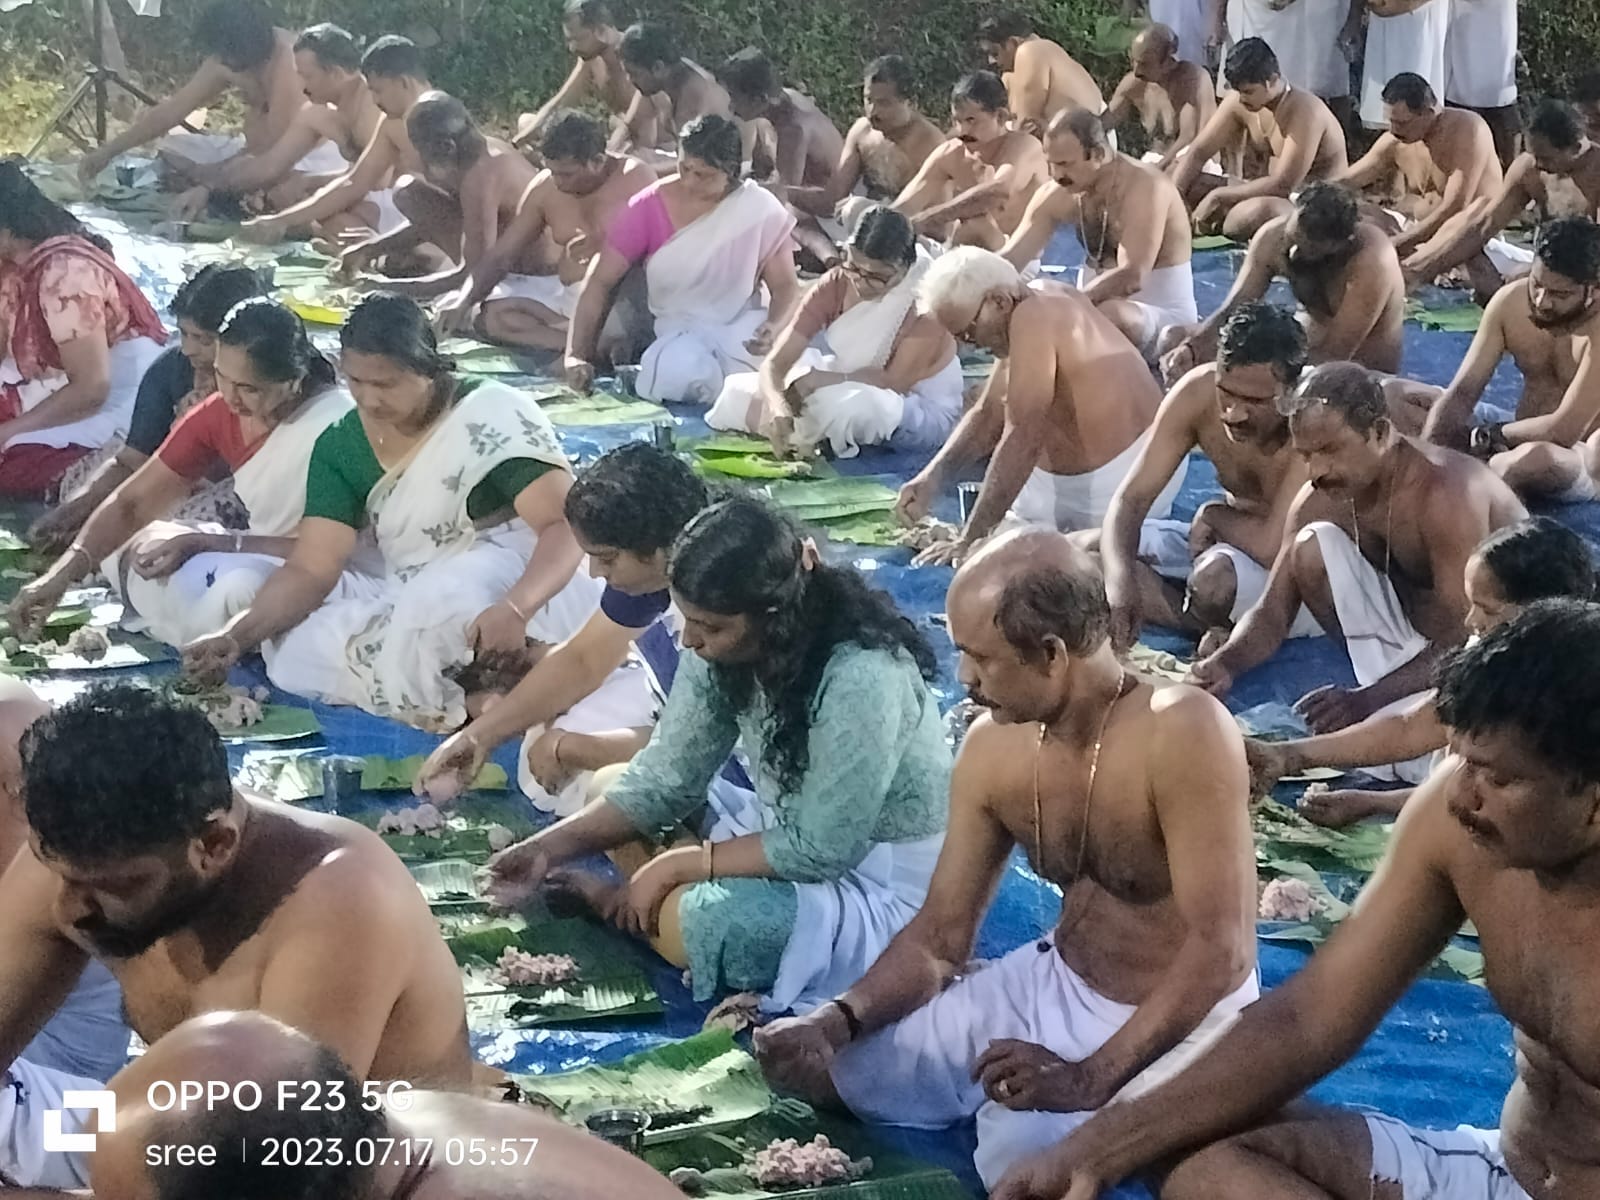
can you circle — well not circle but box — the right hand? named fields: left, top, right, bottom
left=1159, top=341, right=1197, bottom=388
left=1185, top=654, right=1234, bottom=699
left=172, top=186, right=211, bottom=222
left=1243, top=737, right=1293, bottom=794
left=26, top=502, right=86, bottom=556
left=752, top=1007, right=848, bottom=1098
left=895, top=472, right=939, bottom=526
left=990, top=1143, right=1105, bottom=1200
left=483, top=838, right=553, bottom=911
left=8, top=577, right=68, bottom=642
left=1102, top=561, right=1140, bottom=654
left=181, top=633, right=242, bottom=686
left=563, top=356, right=596, bottom=395
left=525, top=727, right=577, bottom=795
left=433, top=290, right=474, bottom=338
left=414, top=728, right=487, bottom=802
left=338, top=241, right=380, bottom=280
left=77, top=148, right=111, bottom=187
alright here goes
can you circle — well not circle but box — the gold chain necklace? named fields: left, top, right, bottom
left=1351, top=458, right=1396, bottom=580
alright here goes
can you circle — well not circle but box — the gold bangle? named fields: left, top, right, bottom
left=504, top=596, right=531, bottom=623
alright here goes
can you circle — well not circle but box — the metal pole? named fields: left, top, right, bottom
left=90, top=0, right=108, bottom=143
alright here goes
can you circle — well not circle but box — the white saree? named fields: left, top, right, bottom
left=636, top=181, right=797, bottom=405
left=108, top=386, right=357, bottom=648
left=264, top=381, right=601, bottom=730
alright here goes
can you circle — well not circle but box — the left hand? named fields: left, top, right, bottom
left=468, top=600, right=531, bottom=656
left=990, top=1142, right=1107, bottom=1200
left=1192, top=192, right=1224, bottom=233
left=181, top=633, right=242, bottom=686
left=1295, top=683, right=1375, bottom=733
left=972, top=1040, right=1115, bottom=1112
left=132, top=532, right=211, bottom=580
left=744, top=322, right=778, bottom=356
left=172, top=186, right=211, bottom=222
left=620, top=846, right=700, bottom=938
left=912, top=537, right=974, bottom=568
left=524, top=727, right=576, bottom=795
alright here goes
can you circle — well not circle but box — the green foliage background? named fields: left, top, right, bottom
left=0, top=0, right=1594, bottom=144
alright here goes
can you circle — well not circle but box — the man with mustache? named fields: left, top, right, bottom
left=891, top=71, right=1048, bottom=252
left=1421, top=218, right=1600, bottom=499
left=754, top=528, right=1258, bottom=1193
left=989, top=598, right=1600, bottom=1200
left=1159, top=183, right=1407, bottom=390
left=1188, top=362, right=1525, bottom=738
left=0, top=684, right=473, bottom=1187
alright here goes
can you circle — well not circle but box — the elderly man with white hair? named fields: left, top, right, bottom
left=896, top=248, right=1179, bottom=565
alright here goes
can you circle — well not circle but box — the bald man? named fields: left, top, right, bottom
left=77, top=1010, right=684, bottom=1200
left=754, top=528, right=1258, bottom=1191
left=1106, top=24, right=1217, bottom=170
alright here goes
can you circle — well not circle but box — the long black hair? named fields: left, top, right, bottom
left=0, top=161, right=113, bottom=254
left=1477, top=517, right=1598, bottom=604
left=217, top=299, right=336, bottom=414
left=340, top=292, right=459, bottom=424
left=668, top=495, right=936, bottom=793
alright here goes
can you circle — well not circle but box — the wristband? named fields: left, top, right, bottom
left=503, top=596, right=531, bottom=623
left=831, top=998, right=863, bottom=1042
left=551, top=731, right=567, bottom=768
left=65, top=542, right=92, bottom=570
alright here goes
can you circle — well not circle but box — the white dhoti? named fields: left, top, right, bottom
left=484, top=272, right=581, bottom=319
left=831, top=939, right=1260, bottom=1188
left=1228, top=0, right=1351, bottom=97
left=293, top=139, right=349, bottom=177
left=1138, top=517, right=1322, bottom=636
left=1483, top=237, right=1534, bottom=280
left=1301, top=521, right=1434, bottom=782
left=1012, top=432, right=1185, bottom=532
left=0, top=1058, right=104, bottom=1189
left=1150, top=0, right=1211, bottom=66
left=1078, top=261, right=1199, bottom=359
left=156, top=131, right=245, bottom=165
left=367, top=187, right=405, bottom=234
left=516, top=659, right=657, bottom=815
left=1360, top=4, right=1449, bottom=128
left=638, top=308, right=766, bottom=406
left=1364, top=1113, right=1532, bottom=1200
left=1444, top=0, right=1517, bottom=109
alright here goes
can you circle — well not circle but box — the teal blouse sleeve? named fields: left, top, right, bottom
left=606, top=650, right=741, bottom=836
left=761, top=647, right=917, bottom=883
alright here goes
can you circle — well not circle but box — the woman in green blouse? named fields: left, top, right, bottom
left=486, top=495, right=951, bottom=1012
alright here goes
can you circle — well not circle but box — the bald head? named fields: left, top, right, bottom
left=1285, top=360, right=1389, bottom=436
left=1131, top=23, right=1177, bottom=78
left=954, top=529, right=1111, bottom=660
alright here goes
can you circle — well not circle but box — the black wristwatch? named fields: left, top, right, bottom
left=830, top=998, right=863, bottom=1042
left=1468, top=422, right=1507, bottom=457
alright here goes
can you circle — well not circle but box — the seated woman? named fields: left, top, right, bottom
left=485, top=495, right=950, bottom=1014
left=1247, top=517, right=1597, bottom=826
left=0, top=163, right=168, bottom=499
left=10, top=301, right=355, bottom=649
left=31, top=262, right=269, bottom=553
left=707, top=205, right=962, bottom=458
left=182, top=293, right=600, bottom=732
left=564, top=114, right=800, bottom=405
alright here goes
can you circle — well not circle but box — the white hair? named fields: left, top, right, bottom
left=916, top=247, right=1023, bottom=316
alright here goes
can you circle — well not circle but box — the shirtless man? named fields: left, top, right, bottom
left=1336, top=72, right=1503, bottom=266
left=895, top=250, right=1169, bottom=565
left=513, top=0, right=651, bottom=151
left=171, top=23, right=384, bottom=217
left=77, top=0, right=313, bottom=185
left=1105, top=24, right=1217, bottom=169
left=0, top=685, right=472, bottom=1187
left=1578, top=70, right=1600, bottom=144
left=1002, top=108, right=1196, bottom=360
left=892, top=72, right=1048, bottom=252
left=990, top=599, right=1600, bottom=1200
left=754, top=529, right=1257, bottom=1191
left=1160, top=183, right=1407, bottom=388
left=786, top=55, right=946, bottom=237
left=1422, top=219, right=1600, bottom=501
left=434, top=110, right=654, bottom=351
left=1175, top=38, right=1349, bottom=242
left=1188, top=362, right=1526, bottom=737
left=86, top=1010, right=684, bottom=1200
left=616, top=21, right=731, bottom=168
left=1406, top=100, right=1600, bottom=301
left=977, top=8, right=1106, bottom=136
left=1093, top=303, right=1313, bottom=650
left=340, top=93, right=549, bottom=301
left=241, top=34, right=432, bottom=244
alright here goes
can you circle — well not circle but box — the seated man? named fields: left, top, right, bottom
left=616, top=20, right=731, bottom=168
left=1160, top=183, right=1407, bottom=387
left=435, top=110, right=654, bottom=352
left=1105, top=23, right=1217, bottom=170
left=1002, top=108, right=1196, bottom=361
left=241, top=34, right=434, bottom=244
left=0, top=685, right=473, bottom=1189
left=1094, top=302, right=1318, bottom=649
left=340, top=92, right=550, bottom=301
left=1335, top=72, right=1503, bottom=271
left=786, top=55, right=947, bottom=241
left=77, top=0, right=312, bottom=185
left=171, top=22, right=383, bottom=217
left=994, top=598, right=1600, bottom=1200
left=1423, top=217, right=1600, bottom=478
left=514, top=0, right=654, bottom=151
left=1175, top=38, right=1349, bottom=242
left=977, top=8, right=1106, bottom=136
left=896, top=250, right=1172, bottom=564
left=754, top=529, right=1258, bottom=1191
left=1406, top=99, right=1600, bottom=302
left=88, top=1011, right=684, bottom=1200
left=1189, top=363, right=1526, bottom=741
left=891, top=71, right=1048, bottom=252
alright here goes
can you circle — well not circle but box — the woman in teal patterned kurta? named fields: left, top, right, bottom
left=488, top=496, right=951, bottom=1012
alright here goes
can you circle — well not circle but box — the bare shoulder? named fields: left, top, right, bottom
left=1001, top=130, right=1047, bottom=165
left=1161, top=362, right=1219, bottom=425
left=952, top=714, right=1033, bottom=805
left=1036, top=179, right=1077, bottom=215
left=277, top=808, right=423, bottom=917
left=1175, top=61, right=1211, bottom=99
left=1253, top=212, right=1293, bottom=255
left=844, top=115, right=872, bottom=145
left=1145, top=682, right=1241, bottom=750
left=929, top=137, right=963, bottom=167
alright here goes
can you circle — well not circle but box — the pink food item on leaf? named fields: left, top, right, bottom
left=1259, top=877, right=1322, bottom=922
left=751, top=1136, right=871, bottom=1188
left=493, top=947, right=579, bottom=987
